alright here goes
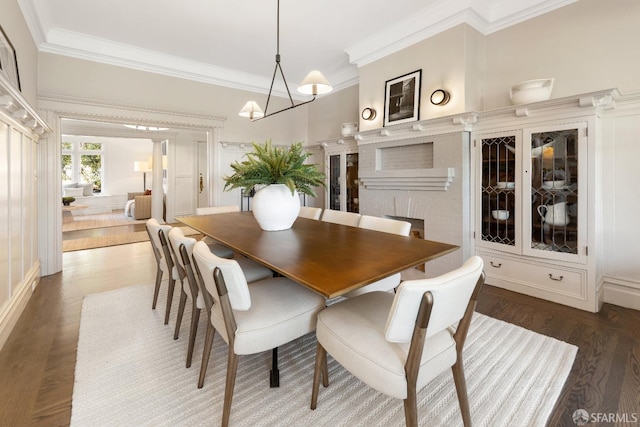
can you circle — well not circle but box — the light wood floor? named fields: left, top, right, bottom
left=0, top=240, right=639, bottom=426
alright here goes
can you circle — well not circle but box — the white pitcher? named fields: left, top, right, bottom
left=537, top=202, right=570, bottom=226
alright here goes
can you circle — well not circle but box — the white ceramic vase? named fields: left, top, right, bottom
left=251, top=184, right=300, bottom=231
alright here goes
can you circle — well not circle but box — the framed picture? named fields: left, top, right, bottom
left=0, top=25, right=21, bottom=91
left=383, top=69, right=421, bottom=126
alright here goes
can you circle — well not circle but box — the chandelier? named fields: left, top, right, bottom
left=239, top=0, right=332, bottom=121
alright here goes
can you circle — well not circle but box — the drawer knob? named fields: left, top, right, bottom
left=548, top=274, right=564, bottom=281
left=490, top=261, right=502, bottom=268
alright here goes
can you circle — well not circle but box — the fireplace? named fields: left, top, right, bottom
left=385, top=215, right=426, bottom=271
left=357, top=130, right=472, bottom=278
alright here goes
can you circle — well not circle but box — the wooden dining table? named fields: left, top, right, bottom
left=176, top=211, right=459, bottom=298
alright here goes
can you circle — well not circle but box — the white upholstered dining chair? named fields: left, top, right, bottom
left=342, top=215, right=412, bottom=298
left=169, top=227, right=273, bottom=369
left=194, top=205, right=240, bottom=259
left=311, top=256, right=485, bottom=427
left=298, top=206, right=323, bottom=220
left=320, top=209, right=361, bottom=227
left=192, top=241, right=325, bottom=426
left=146, top=218, right=180, bottom=324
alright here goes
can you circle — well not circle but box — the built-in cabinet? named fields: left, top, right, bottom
left=324, top=139, right=359, bottom=213
left=472, top=90, right=615, bottom=312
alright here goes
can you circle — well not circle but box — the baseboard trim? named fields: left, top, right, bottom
left=603, top=276, right=640, bottom=311
left=0, top=263, right=40, bottom=351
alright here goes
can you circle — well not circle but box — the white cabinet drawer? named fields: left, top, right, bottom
left=478, top=251, right=587, bottom=303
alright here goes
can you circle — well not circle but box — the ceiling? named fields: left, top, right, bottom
left=19, top=0, right=573, bottom=99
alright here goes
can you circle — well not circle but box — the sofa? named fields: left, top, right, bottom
left=125, top=192, right=152, bottom=220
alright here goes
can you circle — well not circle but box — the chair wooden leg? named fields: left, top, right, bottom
left=198, top=323, right=215, bottom=388
left=186, top=305, right=200, bottom=368
left=164, top=276, right=176, bottom=325
left=173, top=289, right=187, bottom=340
left=452, top=361, right=472, bottom=427
left=222, top=350, right=239, bottom=427
left=311, top=342, right=328, bottom=410
left=152, top=267, right=163, bottom=309
left=403, top=385, right=418, bottom=427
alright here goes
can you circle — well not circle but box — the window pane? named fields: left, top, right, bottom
left=81, top=154, right=102, bottom=192
left=62, top=154, right=73, bottom=181
left=81, top=142, right=102, bottom=150
left=61, top=141, right=73, bottom=150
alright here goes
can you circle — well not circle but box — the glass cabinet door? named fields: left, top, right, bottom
left=525, top=124, right=586, bottom=262
left=327, top=151, right=359, bottom=213
left=329, top=154, right=341, bottom=210
left=345, top=153, right=359, bottom=213
left=477, top=132, right=521, bottom=253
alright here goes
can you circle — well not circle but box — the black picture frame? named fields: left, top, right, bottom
left=383, top=69, right=421, bottom=127
left=0, top=25, right=21, bottom=91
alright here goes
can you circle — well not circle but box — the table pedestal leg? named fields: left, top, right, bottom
left=270, top=347, right=279, bottom=388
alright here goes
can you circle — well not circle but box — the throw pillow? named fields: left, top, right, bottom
left=79, top=183, right=94, bottom=196
left=64, top=187, right=85, bottom=197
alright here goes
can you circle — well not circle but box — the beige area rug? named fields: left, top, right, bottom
left=62, top=210, right=146, bottom=232
left=63, top=226, right=199, bottom=252
left=71, top=284, right=578, bottom=427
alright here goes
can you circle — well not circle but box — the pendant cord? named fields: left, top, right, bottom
left=264, top=0, right=295, bottom=116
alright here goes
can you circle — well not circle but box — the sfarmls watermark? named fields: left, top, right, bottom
left=573, top=409, right=638, bottom=425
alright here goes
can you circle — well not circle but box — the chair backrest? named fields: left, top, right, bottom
left=358, top=215, right=411, bottom=236
left=169, top=227, right=198, bottom=294
left=168, top=227, right=196, bottom=270
left=192, top=241, right=251, bottom=344
left=321, top=209, right=361, bottom=227
left=385, top=256, right=484, bottom=342
left=298, top=206, right=323, bottom=220
left=157, top=225, right=177, bottom=278
left=145, top=218, right=172, bottom=265
left=195, top=205, right=240, bottom=215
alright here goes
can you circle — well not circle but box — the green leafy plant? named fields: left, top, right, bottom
left=62, top=196, right=76, bottom=206
left=223, top=140, right=326, bottom=197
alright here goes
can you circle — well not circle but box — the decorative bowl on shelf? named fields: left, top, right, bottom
left=491, top=209, right=510, bottom=220
left=542, top=180, right=565, bottom=189
left=509, top=78, right=554, bottom=105
left=496, top=181, right=515, bottom=189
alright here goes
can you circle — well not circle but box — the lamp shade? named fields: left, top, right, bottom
left=298, top=70, right=332, bottom=95
left=134, top=160, right=149, bottom=172
left=238, top=101, right=265, bottom=119
left=147, top=155, right=168, bottom=170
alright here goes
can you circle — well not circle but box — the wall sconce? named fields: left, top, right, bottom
left=430, top=89, right=450, bottom=106
left=361, top=107, right=376, bottom=121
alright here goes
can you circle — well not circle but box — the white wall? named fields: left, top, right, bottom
left=0, top=0, right=38, bottom=104
left=483, top=0, right=640, bottom=109
left=358, top=0, right=640, bottom=127
left=37, top=53, right=310, bottom=145
left=61, top=135, right=153, bottom=195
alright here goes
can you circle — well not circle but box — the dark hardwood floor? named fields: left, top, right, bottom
left=0, top=241, right=638, bottom=426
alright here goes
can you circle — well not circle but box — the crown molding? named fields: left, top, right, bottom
left=346, top=0, right=577, bottom=67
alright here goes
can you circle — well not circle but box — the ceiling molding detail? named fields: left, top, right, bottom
left=347, top=0, right=577, bottom=67
left=19, top=0, right=575, bottom=96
